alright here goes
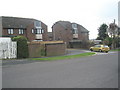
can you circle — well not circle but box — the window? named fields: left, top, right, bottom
left=32, top=29, right=34, bottom=33
left=72, top=23, right=77, bottom=29
left=34, top=21, right=41, bottom=28
left=95, top=45, right=101, bottom=47
left=19, top=29, right=24, bottom=34
left=41, top=29, right=44, bottom=33
left=36, top=29, right=41, bottom=34
left=104, top=45, right=109, bottom=48
left=72, top=24, right=78, bottom=34
left=36, top=29, right=44, bottom=34
left=8, top=29, right=14, bottom=34
left=72, top=28, right=78, bottom=34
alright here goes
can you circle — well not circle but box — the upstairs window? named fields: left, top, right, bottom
left=8, top=29, right=14, bottom=34
left=72, top=28, right=78, bottom=34
left=41, top=29, right=44, bottom=33
left=36, top=29, right=41, bottom=34
left=72, top=23, right=78, bottom=34
left=32, top=29, right=34, bottom=33
left=19, top=29, right=24, bottom=34
left=34, top=21, right=41, bottom=28
left=72, top=23, right=77, bottom=29
left=36, top=29, right=44, bottom=34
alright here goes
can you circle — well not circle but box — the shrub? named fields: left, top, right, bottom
left=12, top=36, right=29, bottom=58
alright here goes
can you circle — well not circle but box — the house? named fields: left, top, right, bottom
left=47, top=32, right=53, bottom=41
left=52, top=21, right=89, bottom=48
left=0, top=16, right=48, bottom=41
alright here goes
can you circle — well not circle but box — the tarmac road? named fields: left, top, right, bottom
left=2, top=50, right=118, bottom=88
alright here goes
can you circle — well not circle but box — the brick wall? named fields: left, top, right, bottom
left=28, top=43, right=43, bottom=58
left=45, top=43, right=66, bottom=56
left=41, top=22, right=48, bottom=41
left=26, top=23, right=35, bottom=41
left=52, top=23, right=73, bottom=47
left=28, top=41, right=66, bottom=58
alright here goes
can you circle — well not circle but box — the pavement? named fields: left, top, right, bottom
left=2, top=49, right=118, bottom=88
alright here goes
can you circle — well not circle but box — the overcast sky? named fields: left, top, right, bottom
left=0, top=0, right=119, bottom=39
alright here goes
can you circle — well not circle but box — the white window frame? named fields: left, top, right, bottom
left=36, top=28, right=44, bottom=34
left=34, top=21, right=41, bottom=28
left=73, top=28, right=78, bottom=34
left=41, top=29, right=44, bottom=33
left=36, top=29, right=41, bottom=34
left=19, top=29, right=24, bottom=34
left=32, top=29, right=34, bottom=34
left=72, top=24, right=77, bottom=29
left=8, top=29, right=14, bottom=34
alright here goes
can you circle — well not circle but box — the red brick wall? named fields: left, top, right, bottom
left=28, top=43, right=42, bottom=58
left=45, top=43, right=66, bottom=56
left=41, top=22, right=48, bottom=41
left=52, top=23, right=73, bottom=47
left=28, top=41, right=66, bottom=58
left=26, top=23, right=35, bottom=41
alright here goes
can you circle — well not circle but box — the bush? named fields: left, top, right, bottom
left=103, top=37, right=112, bottom=47
left=12, top=36, right=29, bottom=58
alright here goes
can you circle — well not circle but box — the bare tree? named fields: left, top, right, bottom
left=107, top=19, right=118, bottom=49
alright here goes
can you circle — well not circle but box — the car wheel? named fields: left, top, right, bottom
left=99, top=49, right=102, bottom=52
left=90, top=49, right=93, bottom=51
left=105, top=51, right=108, bottom=53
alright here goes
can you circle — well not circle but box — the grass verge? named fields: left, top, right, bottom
left=32, top=52, right=96, bottom=61
left=110, top=49, right=120, bottom=51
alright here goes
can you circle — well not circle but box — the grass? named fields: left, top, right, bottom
left=110, top=49, right=120, bottom=51
left=32, top=52, right=96, bottom=61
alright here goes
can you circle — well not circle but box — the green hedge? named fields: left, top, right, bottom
left=12, top=36, right=29, bottom=58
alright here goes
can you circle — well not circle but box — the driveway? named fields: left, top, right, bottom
left=66, top=49, right=88, bottom=55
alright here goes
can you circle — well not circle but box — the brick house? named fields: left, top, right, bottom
left=52, top=21, right=89, bottom=48
left=0, top=16, right=48, bottom=41
left=47, top=32, right=53, bottom=41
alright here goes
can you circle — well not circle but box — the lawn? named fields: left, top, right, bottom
left=110, top=49, right=120, bottom=51
left=32, top=52, right=96, bottom=61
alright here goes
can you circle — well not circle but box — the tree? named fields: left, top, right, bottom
left=103, top=37, right=113, bottom=47
left=107, top=20, right=118, bottom=49
left=97, top=24, right=108, bottom=40
left=12, top=36, right=29, bottom=58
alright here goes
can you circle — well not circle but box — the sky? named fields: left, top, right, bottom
left=0, top=0, right=119, bottom=39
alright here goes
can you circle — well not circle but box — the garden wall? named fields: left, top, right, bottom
left=28, top=41, right=66, bottom=58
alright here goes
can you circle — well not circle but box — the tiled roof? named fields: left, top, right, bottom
left=54, top=21, right=89, bottom=33
left=1, top=16, right=40, bottom=28
left=79, top=24, right=89, bottom=33
left=58, top=21, right=71, bottom=29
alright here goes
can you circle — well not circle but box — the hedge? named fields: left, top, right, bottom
left=12, top=36, right=29, bottom=58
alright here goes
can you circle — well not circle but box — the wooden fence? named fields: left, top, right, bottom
left=0, top=38, right=17, bottom=59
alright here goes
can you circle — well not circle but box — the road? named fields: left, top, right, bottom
left=2, top=51, right=118, bottom=88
